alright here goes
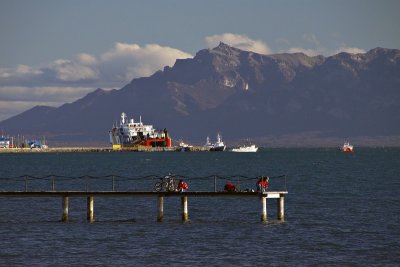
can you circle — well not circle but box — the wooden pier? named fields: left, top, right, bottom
left=0, top=191, right=287, bottom=223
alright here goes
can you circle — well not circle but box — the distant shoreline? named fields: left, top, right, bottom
left=0, top=146, right=209, bottom=153
left=0, top=147, right=114, bottom=153
left=1, top=145, right=399, bottom=153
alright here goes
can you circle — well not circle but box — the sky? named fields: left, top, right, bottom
left=0, top=0, right=399, bottom=122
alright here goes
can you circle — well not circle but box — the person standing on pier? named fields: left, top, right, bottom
left=256, top=176, right=269, bottom=192
left=177, top=179, right=189, bottom=192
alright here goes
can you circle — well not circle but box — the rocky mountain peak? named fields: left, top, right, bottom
left=192, top=42, right=241, bottom=62
left=0, top=45, right=399, bottom=145
left=211, top=42, right=242, bottom=55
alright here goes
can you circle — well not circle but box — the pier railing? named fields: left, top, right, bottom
left=0, top=174, right=287, bottom=193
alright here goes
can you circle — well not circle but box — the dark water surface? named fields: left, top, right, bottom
left=0, top=148, right=399, bottom=266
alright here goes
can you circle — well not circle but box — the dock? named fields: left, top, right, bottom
left=0, top=146, right=210, bottom=153
left=0, top=191, right=287, bottom=223
left=0, top=174, right=288, bottom=223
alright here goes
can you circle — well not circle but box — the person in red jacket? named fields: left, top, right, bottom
left=256, top=176, right=269, bottom=192
left=224, top=182, right=236, bottom=192
left=177, top=179, right=189, bottom=192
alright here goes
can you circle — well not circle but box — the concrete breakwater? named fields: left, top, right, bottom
left=0, top=146, right=210, bottom=153
left=0, top=147, right=112, bottom=153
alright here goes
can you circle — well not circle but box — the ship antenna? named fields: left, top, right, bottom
left=140, top=115, right=142, bottom=124
left=121, top=112, right=126, bottom=125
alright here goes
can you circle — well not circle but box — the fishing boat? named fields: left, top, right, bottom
left=232, top=144, right=258, bottom=152
left=339, top=142, right=354, bottom=152
left=205, top=133, right=226, bottom=151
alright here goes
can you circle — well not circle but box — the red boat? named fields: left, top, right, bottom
left=339, top=142, right=354, bottom=152
left=109, top=112, right=172, bottom=149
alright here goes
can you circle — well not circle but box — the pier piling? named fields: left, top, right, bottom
left=62, top=196, right=69, bottom=222
left=1, top=191, right=287, bottom=223
left=157, top=195, right=164, bottom=222
left=261, top=196, right=267, bottom=222
left=277, top=194, right=285, bottom=221
left=87, top=196, right=94, bottom=222
left=181, top=196, right=188, bottom=222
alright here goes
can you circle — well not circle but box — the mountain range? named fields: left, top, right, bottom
left=1, top=42, right=399, bottom=146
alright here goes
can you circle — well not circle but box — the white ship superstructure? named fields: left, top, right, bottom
left=232, top=144, right=258, bottom=152
left=0, top=136, right=11, bottom=148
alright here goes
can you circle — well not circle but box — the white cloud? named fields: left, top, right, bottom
left=333, top=46, right=366, bottom=55
left=76, top=53, right=97, bottom=65
left=0, top=42, right=192, bottom=87
left=99, top=42, right=192, bottom=80
left=0, top=86, right=96, bottom=121
left=16, top=64, right=43, bottom=75
left=287, top=47, right=321, bottom=57
left=0, top=42, right=192, bottom=121
left=49, top=59, right=99, bottom=81
left=287, top=46, right=366, bottom=57
left=0, top=101, right=40, bottom=122
left=285, top=33, right=326, bottom=56
left=0, top=65, right=43, bottom=79
left=205, top=33, right=272, bottom=54
left=286, top=33, right=366, bottom=57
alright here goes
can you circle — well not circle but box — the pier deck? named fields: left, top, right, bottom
left=0, top=191, right=287, bottom=197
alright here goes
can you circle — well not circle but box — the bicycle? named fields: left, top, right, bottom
left=154, top=174, right=177, bottom=192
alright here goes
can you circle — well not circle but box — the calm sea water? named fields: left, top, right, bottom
left=0, top=148, right=399, bottom=266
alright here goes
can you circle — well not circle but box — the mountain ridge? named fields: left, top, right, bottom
left=1, top=43, right=399, bottom=146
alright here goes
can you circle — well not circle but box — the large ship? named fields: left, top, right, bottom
left=109, top=112, right=172, bottom=149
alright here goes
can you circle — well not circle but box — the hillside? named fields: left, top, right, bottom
left=1, top=43, right=399, bottom=146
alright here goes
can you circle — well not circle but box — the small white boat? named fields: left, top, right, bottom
left=178, top=140, right=192, bottom=151
left=232, top=144, right=258, bottom=152
left=339, top=142, right=354, bottom=152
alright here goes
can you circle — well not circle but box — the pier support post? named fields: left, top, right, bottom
left=181, top=196, right=188, bottom=222
left=261, top=196, right=267, bottom=222
left=277, top=194, right=285, bottom=221
left=62, top=196, right=69, bottom=222
left=157, top=195, right=164, bottom=222
left=87, top=196, right=94, bottom=222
